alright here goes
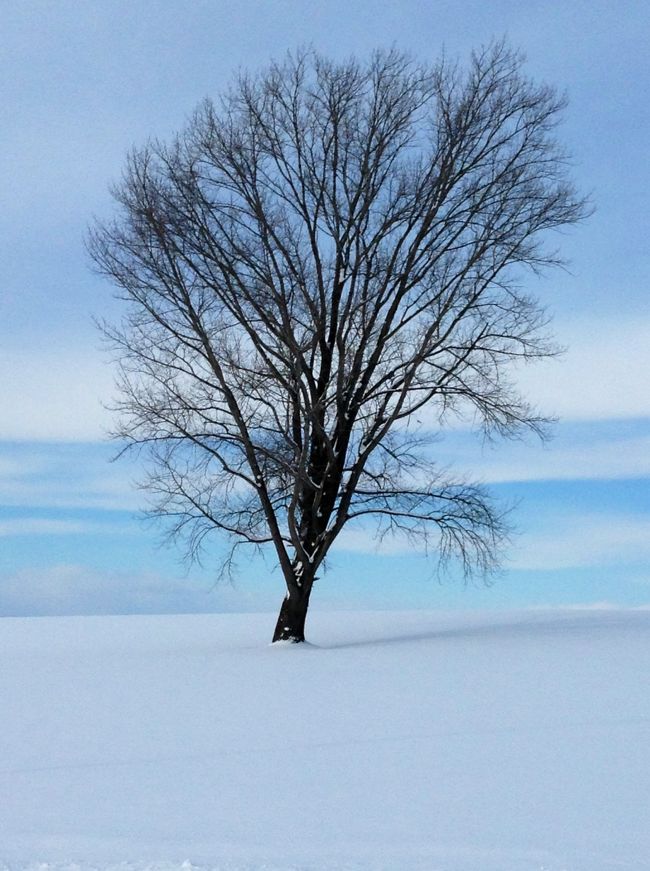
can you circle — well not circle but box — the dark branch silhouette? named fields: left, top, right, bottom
left=89, top=43, right=588, bottom=642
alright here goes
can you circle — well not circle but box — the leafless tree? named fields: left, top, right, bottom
left=89, top=42, right=588, bottom=642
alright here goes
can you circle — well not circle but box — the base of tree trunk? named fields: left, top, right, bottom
left=272, top=588, right=311, bottom=643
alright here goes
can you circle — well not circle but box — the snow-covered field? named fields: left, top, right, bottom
left=1, top=608, right=649, bottom=871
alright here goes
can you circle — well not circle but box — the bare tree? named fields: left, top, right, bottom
left=89, top=42, right=587, bottom=642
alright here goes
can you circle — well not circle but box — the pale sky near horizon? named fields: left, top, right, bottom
left=1, top=0, right=649, bottom=616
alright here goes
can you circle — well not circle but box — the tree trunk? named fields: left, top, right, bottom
left=272, top=584, right=312, bottom=643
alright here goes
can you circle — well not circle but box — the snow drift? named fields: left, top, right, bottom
left=1, top=608, right=649, bottom=870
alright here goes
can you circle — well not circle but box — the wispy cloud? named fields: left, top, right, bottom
left=509, top=514, right=650, bottom=571
left=335, top=511, right=650, bottom=577
left=0, top=442, right=138, bottom=511
left=0, top=564, right=273, bottom=617
left=515, top=315, right=650, bottom=421
left=1, top=316, right=649, bottom=442
left=414, top=315, right=650, bottom=433
left=0, top=518, right=134, bottom=537
left=473, top=433, right=650, bottom=483
left=0, top=347, right=114, bottom=442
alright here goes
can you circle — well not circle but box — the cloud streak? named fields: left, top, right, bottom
left=0, top=518, right=134, bottom=537
left=471, top=434, right=650, bottom=483
left=515, top=316, right=650, bottom=422
left=1, top=315, right=649, bottom=442
left=0, top=564, right=273, bottom=617
left=336, top=511, right=650, bottom=575
left=510, top=514, right=650, bottom=571
left=0, top=347, right=114, bottom=442
left=0, top=442, right=139, bottom=512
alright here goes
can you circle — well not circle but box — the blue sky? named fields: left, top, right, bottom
left=1, top=0, right=648, bottom=616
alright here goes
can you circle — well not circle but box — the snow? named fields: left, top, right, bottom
left=1, top=608, right=649, bottom=870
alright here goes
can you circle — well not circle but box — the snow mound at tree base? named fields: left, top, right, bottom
left=2, top=609, right=649, bottom=871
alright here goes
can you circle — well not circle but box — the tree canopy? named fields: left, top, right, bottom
left=90, top=42, right=587, bottom=641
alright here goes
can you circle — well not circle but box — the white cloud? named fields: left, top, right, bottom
left=0, top=518, right=133, bottom=537
left=0, top=564, right=273, bottom=617
left=335, top=512, right=650, bottom=577
left=525, top=601, right=650, bottom=612
left=0, top=472, right=139, bottom=512
left=473, top=433, right=650, bottom=483
left=515, top=315, right=650, bottom=421
left=413, top=314, right=650, bottom=434
left=509, top=514, right=650, bottom=571
left=0, top=444, right=139, bottom=511
left=0, top=346, right=114, bottom=441
left=1, top=315, right=649, bottom=443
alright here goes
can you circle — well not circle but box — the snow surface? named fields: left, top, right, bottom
left=1, top=608, right=650, bottom=870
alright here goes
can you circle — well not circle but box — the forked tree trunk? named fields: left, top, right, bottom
left=272, top=582, right=313, bottom=643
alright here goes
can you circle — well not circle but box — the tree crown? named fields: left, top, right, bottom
left=89, top=42, right=587, bottom=607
